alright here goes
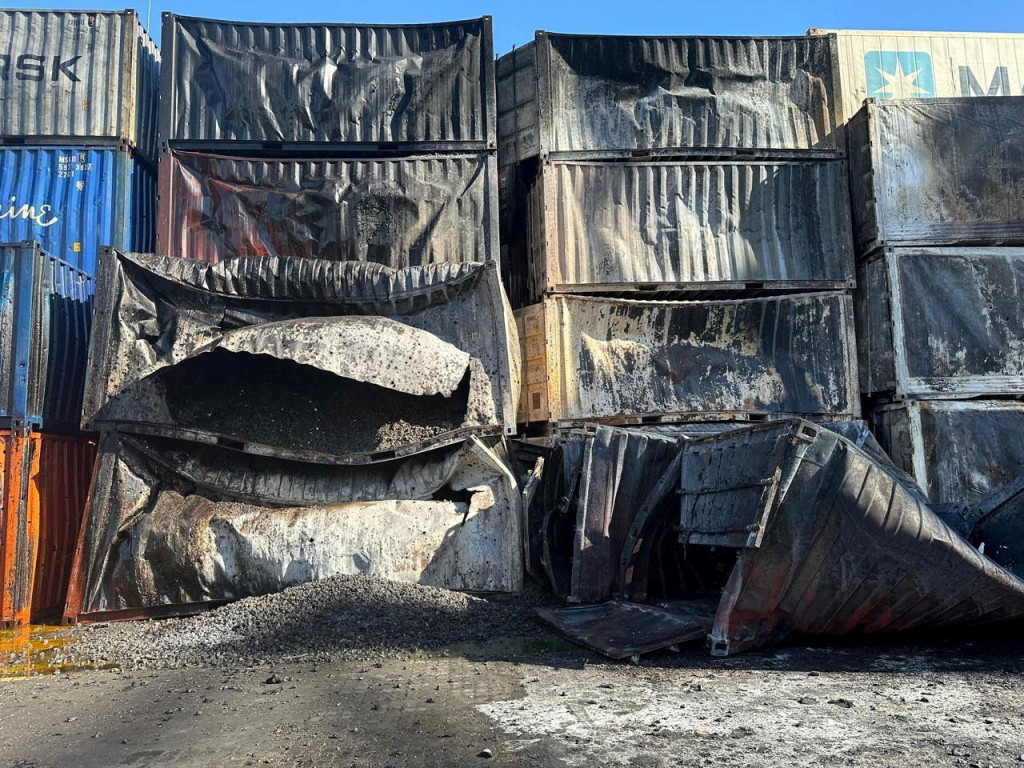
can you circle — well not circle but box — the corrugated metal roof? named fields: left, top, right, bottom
left=0, top=10, right=159, bottom=157
left=158, top=150, right=497, bottom=266
left=161, top=14, right=494, bottom=146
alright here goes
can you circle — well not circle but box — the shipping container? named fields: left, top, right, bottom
left=871, top=399, right=1024, bottom=506
left=497, top=33, right=841, bottom=166
left=158, top=150, right=499, bottom=266
left=809, top=29, right=1024, bottom=122
left=515, top=292, right=859, bottom=425
left=0, top=430, right=94, bottom=626
left=503, top=158, right=854, bottom=307
left=160, top=14, right=495, bottom=151
left=0, top=146, right=156, bottom=275
left=83, top=251, right=519, bottom=458
left=848, top=97, right=1024, bottom=253
left=0, top=10, right=159, bottom=159
left=856, top=247, right=1024, bottom=399
left=0, top=242, right=93, bottom=432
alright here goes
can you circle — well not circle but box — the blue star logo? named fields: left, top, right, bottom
left=864, top=51, right=935, bottom=99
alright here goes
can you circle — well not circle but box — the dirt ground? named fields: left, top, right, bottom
left=2, top=630, right=1024, bottom=768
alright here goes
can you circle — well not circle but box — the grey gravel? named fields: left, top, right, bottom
left=56, top=575, right=550, bottom=671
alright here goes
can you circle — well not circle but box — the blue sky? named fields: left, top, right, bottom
left=5, top=0, right=1021, bottom=53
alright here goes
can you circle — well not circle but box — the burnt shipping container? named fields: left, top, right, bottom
left=871, top=399, right=1024, bottom=507
left=158, top=150, right=499, bottom=266
left=515, top=292, right=859, bottom=425
left=0, top=243, right=93, bottom=432
left=503, top=157, right=855, bottom=308
left=160, top=14, right=495, bottom=151
left=0, top=430, right=95, bottom=626
left=0, top=146, right=156, bottom=275
left=848, top=97, right=1024, bottom=254
left=856, top=247, right=1024, bottom=399
left=497, top=33, right=841, bottom=165
left=0, top=9, right=159, bottom=159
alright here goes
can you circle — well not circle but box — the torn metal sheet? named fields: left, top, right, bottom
left=497, top=34, right=840, bottom=165
left=64, top=432, right=523, bottom=621
left=157, top=151, right=499, bottom=266
left=856, top=247, right=1024, bottom=398
left=82, top=251, right=518, bottom=460
left=870, top=399, right=1024, bottom=506
left=516, top=292, right=859, bottom=424
left=161, top=15, right=494, bottom=147
left=536, top=599, right=716, bottom=660
left=970, top=475, right=1024, bottom=579
left=848, top=97, right=1024, bottom=252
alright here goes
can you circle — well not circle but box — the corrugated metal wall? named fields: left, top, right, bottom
left=157, top=150, right=497, bottom=265
left=161, top=15, right=494, bottom=148
left=0, top=10, right=159, bottom=157
left=0, top=146, right=155, bottom=275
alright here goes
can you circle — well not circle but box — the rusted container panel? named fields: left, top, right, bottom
left=65, top=432, right=522, bottom=621
left=161, top=14, right=494, bottom=149
left=83, top=251, right=519, bottom=460
left=856, top=247, right=1024, bottom=398
left=848, top=97, right=1024, bottom=253
left=515, top=292, right=859, bottom=425
left=0, top=430, right=95, bottom=626
left=871, top=399, right=1024, bottom=506
left=497, top=33, right=841, bottom=166
left=157, top=150, right=498, bottom=266
left=0, top=10, right=159, bottom=159
left=0, top=243, right=94, bottom=432
left=506, top=158, right=854, bottom=307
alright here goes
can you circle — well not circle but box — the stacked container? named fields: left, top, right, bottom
left=849, top=97, right=1024, bottom=506
left=498, top=33, right=859, bottom=428
left=0, top=9, right=158, bottom=624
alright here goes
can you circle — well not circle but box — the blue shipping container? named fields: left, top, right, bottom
left=0, top=242, right=94, bottom=432
left=0, top=146, right=155, bottom=275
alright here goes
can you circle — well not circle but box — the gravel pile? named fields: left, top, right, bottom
left=58, top=575, right=549, bottom=670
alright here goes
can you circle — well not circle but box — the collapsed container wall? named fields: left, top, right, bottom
left=810, top=29, right=1024, bottom=122
left=856, top=247, right=1024, bottom=398
left=871, top=399, right=1024, bottom=506
left=497, top=33, right=841, bottom=165
left=848, top=97, right=1024, bottom=253
left=516, top=292, right=859, bottom=425
left=0, top=243, right=94, bottom=432
left=508, top=158, right=854, bottom=307
left=82, top=252, right=519, bottom=457
left=157, top=150, right=499, bottom=266
left=0, top=146, right=156, bottom=275
left=0, top=430, right=95, bottom=626
left=0, top=10, right=160, bottom=159
left=65, top=432, right=522, bottom=621
left=160, top=14, right=495, bottom=149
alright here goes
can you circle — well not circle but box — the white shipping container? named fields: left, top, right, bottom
left=809, top=29, right=1024, bottom=121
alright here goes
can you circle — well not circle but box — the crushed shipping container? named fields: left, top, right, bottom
left=809, top=29, right=1024, bottom=122
left=497, top=33, right=841, bottom=165
left=503, top=158, right=854, bottom=307
left=160, top=15, right=495, bottom=149
left=65, top=431, right=522, bottom=621
left=0, top=242, right=94, bottom=432
left=0, top=9, right=160, bottom=158
left=847, top=97, right=1024, bottom=253
left=536, top=421, right=1024, bottom=658
left=157, top=150, right=498, bottom=266
left=0, top=430, right=95, bottom=627
left=82, top=251, right=519, bottom=459
left=870, top=399, right=1024, bottom=507
left=856, top=247, right=1024, bottom=398
left=0, top=146, right=156, bottom=275
left=516, top=292, right=859, bottom=425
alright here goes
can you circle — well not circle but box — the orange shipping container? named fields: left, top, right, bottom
left=0, top=431, right=95, bottom=627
